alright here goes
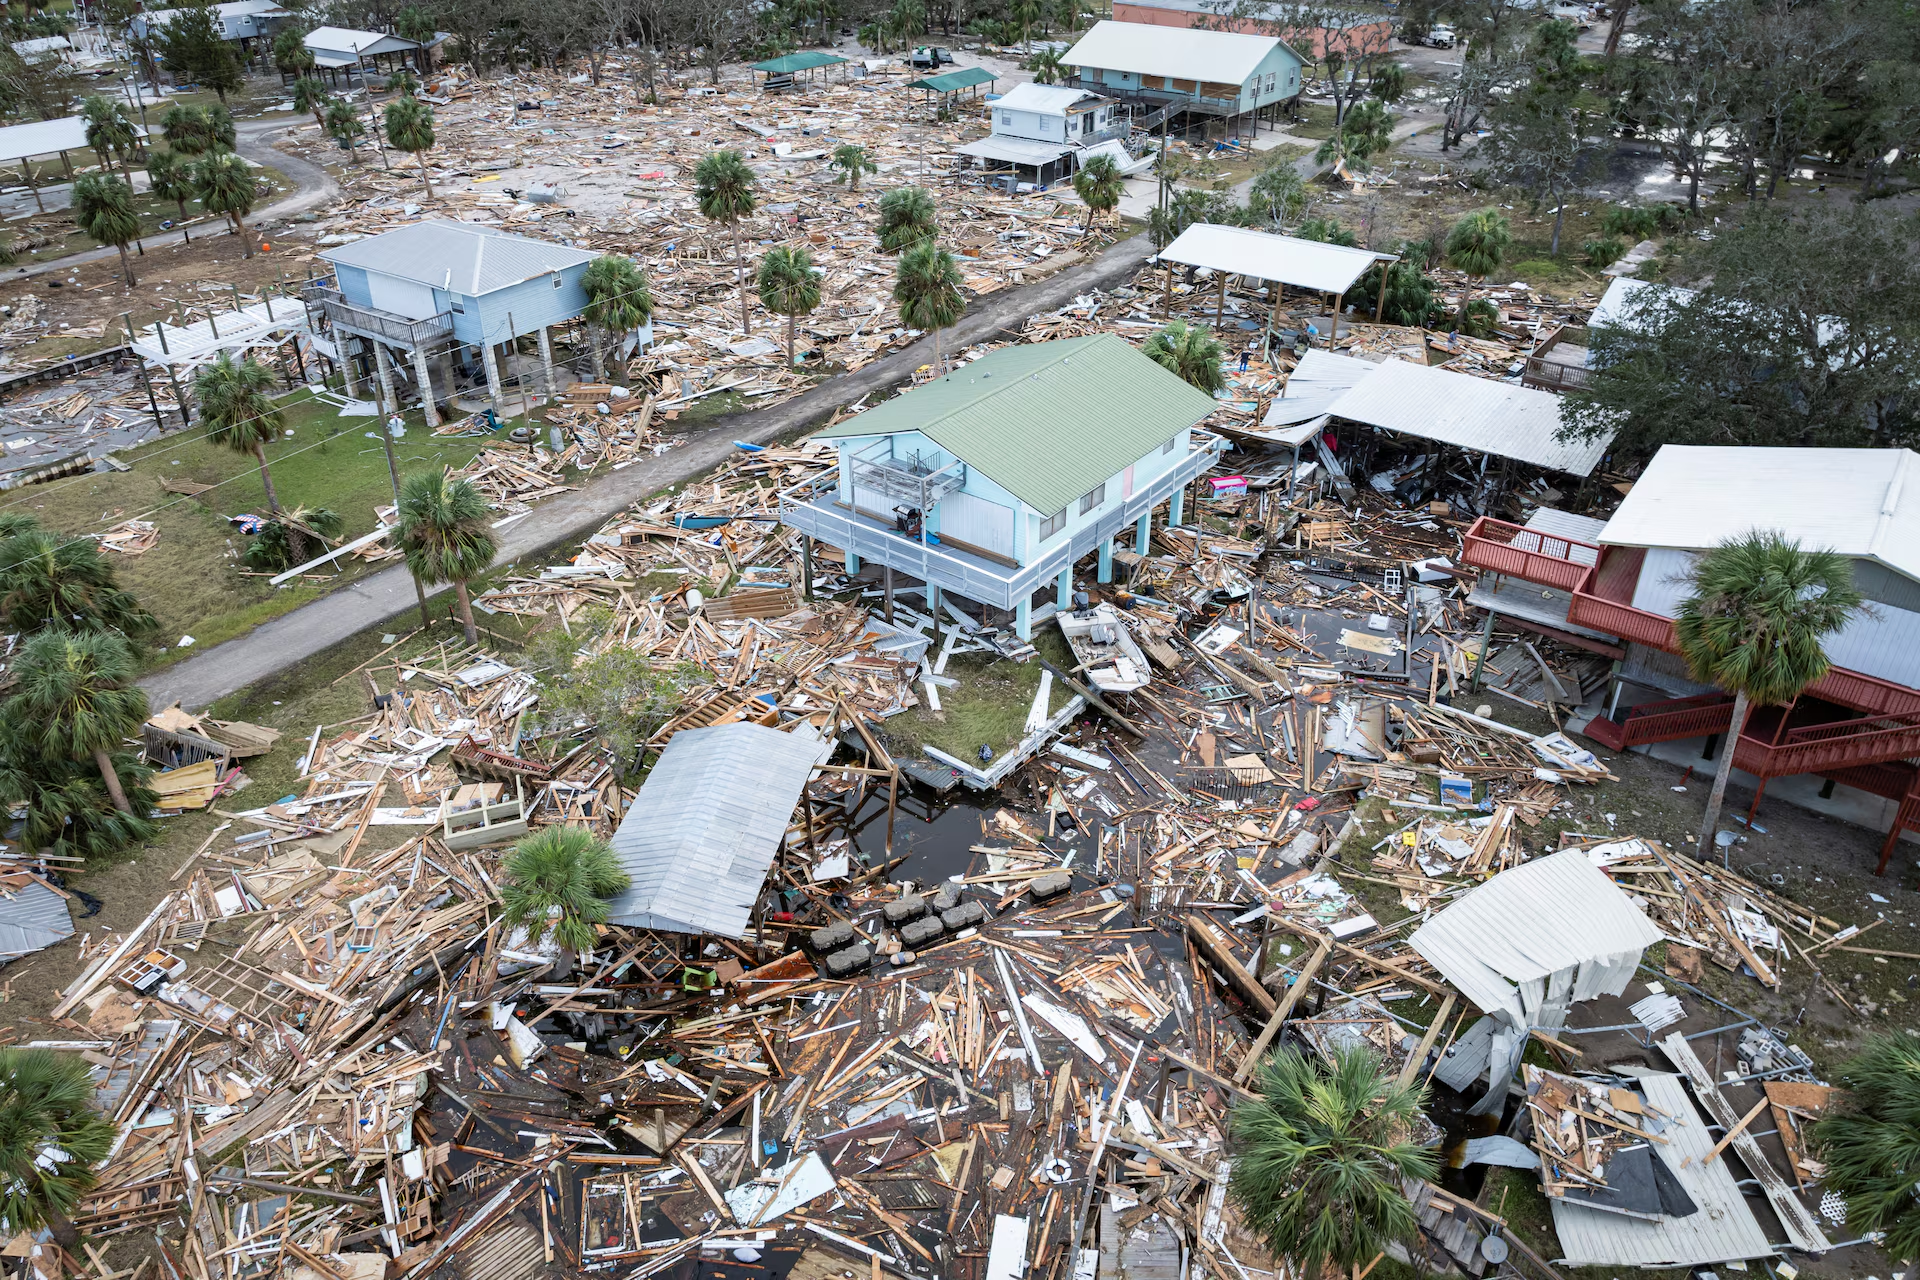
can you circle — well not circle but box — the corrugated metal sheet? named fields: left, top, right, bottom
left=957, top=136, right=1074, bottom=166
left=1525, top=506, right=1607, bottom=554
left=1263, top=350, right=1378, bottom=426
left=1599, top=445, right=1920, bottom=581
left=1323, top=358, right=1613, bottom=476
left=993, top=83, right=1101, bottom=114
left=1065, top=20, right=1289, bottom=84
left=0, top=878, right=72, bottom=961
left=815, top=335, right=1218, bottom=517
left=1550, top=1071, right=1774, bottom=1268
left=0, top=116, right=94, bottom=165
left=605, top=722, right=829, bottom=939
left=302, top=25, right=418, bottom=57
left=319, top=220, right=598, bottom=298
left=1163, top=224, right=1393, bottom=296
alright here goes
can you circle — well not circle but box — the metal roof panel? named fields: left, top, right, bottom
left=318, top=220, right=597, bottom=296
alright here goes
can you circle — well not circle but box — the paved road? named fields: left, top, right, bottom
left=140, top=231, right=1159, bottom=711
left=15, top=116, right=338, bottom=282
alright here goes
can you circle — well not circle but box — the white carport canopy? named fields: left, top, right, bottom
left=131, top=296, right=311, bottom=370
left=1159, top=223, right=1395, bottom=296
left=957, top=135, right=1075, bottom=167
left=0, top=116, right=146, bottom=165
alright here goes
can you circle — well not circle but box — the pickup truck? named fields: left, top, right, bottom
left=907, top=46, right=955, bottom=69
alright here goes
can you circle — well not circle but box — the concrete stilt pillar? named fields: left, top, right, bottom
left=1097, top=538, right=1114, bottom=584
left=410, top=346, right=441, bottom=427
left=372, top=342, right=399, bottom=416
left=538, top=326, right=558, bottom=401
left=1015, top=597, right=1031, bottom=641
left=1170, top=485, right=1185, bottom=528
left=1135, top=512, right=1151, bottom=555
left=341, top=339, right=364, bottom=397
left=480, top=339, right=506, bottom=417
left=1056, top=566, right=1072, bottom=611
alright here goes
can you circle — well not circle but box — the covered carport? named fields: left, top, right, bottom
left=1156, top=222, right=1396, bottom=345
left=0, top=115, right=148, bottom=213
left=907, top=66, right=998, bottom=109
left=749, top=50, right=849, bottom=89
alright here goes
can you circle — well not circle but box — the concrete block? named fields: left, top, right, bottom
left=900, top=915, right=945, bottom=948
left=930, top=883, right=962, bottom=913
left=940, top=901, right=986, bottom=931
left=883, top=895, right=927, bottom=924
left=810, top=921, right=855, bottom=953
left=1029, top=871, right=1074, bottom=901
left=825, top=943, right=873, bottom=977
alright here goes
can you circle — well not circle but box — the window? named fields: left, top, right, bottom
left=449, top=298, right=466, bottom=313
left=1001, top=112, right=1013, bottom=126
left=1163, top=435, right=1177, bottom=454
left=1079, top=482, right=1106, bottom=514
left=1039, top=507, right=1067, bottom=540
left=552, top=273, right=563, bottom=289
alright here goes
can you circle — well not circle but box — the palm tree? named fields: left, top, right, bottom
left=272, top=26, right=314, bottom=78
left=1231, top=1047, right=1437, bottom=1279
left=758, top=245, right=822, bottom=368
left=1144, top=319, right=1226, bottom=393
left=70, top=175, right=140, bottom=292
left=831, top=143, right=878, bottom=191
left=1812, top=1034, right=1920, bottom=1260
left=195, top=353, right=288, bottom=521
left=1024, top=47, right=1065, bottom=84
left=1676, top=531, right=1863, bottom=847
left=1444, top=207, right=1512, bottom=328
left=80, top=95, right=137, bottom=180
left=694, top=150, right=758, bottom=336
left=1011, top=0, right=1042, bottom=48
left=325, top=98, right=365, bottom=163
left=398, top=471, right=497, bottom=645
left=146, top=149, right=195, bottom=243
left=194, top=151, right=258, bottom=258
left=292, top=76, right=331, bottom=132
left=0, top=528, right=158, bottom=642
left=204, top=104, right=238, bottom=153
left=580, top=254, right=653, bottom=383
left=384, top=94, right=437, bottom=200
left=5, top=630, right=147, bottom=814
left=397, top=6, right=436, bottom=72
left=158, top=102, right=211, bottom=156
left=894, top=239, right=965, bottom=372
left=876, top=184, right=937, bottom=253
left=0, top=1050, right=117, bottom=1250
left=500, top=827, right=631, bottom=971
left=1072, top=154, right=1123, bottom=233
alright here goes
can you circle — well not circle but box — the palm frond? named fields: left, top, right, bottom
left=1675, top=531, right=1864, bottom=704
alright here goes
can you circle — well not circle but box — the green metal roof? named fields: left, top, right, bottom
left=818, top=335, right=1218, bottom=515
left=908, top=67, right=998, bottom=93
left=751, top=51, right=848, bottom=73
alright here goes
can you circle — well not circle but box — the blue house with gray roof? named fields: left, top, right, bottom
left=313, top=220, right=605, bottom=424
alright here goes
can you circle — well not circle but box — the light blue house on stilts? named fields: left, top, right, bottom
left=778, top=335, right=1226, bottom=639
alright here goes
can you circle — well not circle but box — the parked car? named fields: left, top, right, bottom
left=1421, top=24, right=1458, bottom=46
left=908, top=46, right=955, bottom=68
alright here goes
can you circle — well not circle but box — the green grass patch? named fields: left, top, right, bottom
left=881, top=626, right=1074, bottom=763
left=1284, top=101, right=1338, bottom=141
left=0, top=387, right=502, bottom=663
left=8, top=159, right=295, bottom=267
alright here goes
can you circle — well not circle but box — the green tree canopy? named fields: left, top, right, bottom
left=1, top=629, right=147, bottom=814
left=830, top=143, right=877, bottom=191
left=1143, top=319, right=1226, bottom=394
left=1814, top=1034, right=1920, bottom=1259
left=1559, top=204, right=1920, bottom=460
left=757, top=244, right=822, bottom=368
left=70, top=173, right=140, bottom=291
left=193, top=150, right=258, bottom=257
left=195, top=352, right=288, bottom=520
left=145, top=148, right=196, bottom=241
left=0, top=1049, right=117, bottom=1248
left=500, top=827, right=631, bottom=960
left=79, top=94, right=137, bottom=179
left=1230, top=1047, right=1437, bottom=1277
left=0, top=525, right=157, bottom=643
left=291, top=76, right=330, bottom=130
left=694, top=149, right=759, bottom=335
left=876, top=184, right=937, bottom=253
left=384, top=93, right=437, bottom=200
left=398, top=472, right=496, bottom=645
left=155, top=2, right=241, bottom=101
left=158, top=101, right=212, bottom=155
left=324, top=97, right=365, bottom=162
left=1444, top=207, right=1511, bottom=325
left=1675, top=531, right=1863, bottom=843
left=580, top=254, right=653, bottom=382
left=893, top=239, right=964, bottom=370
left=1071, top=153, right=1124, bottom=233
left=271, top=25, right=313, bottom=76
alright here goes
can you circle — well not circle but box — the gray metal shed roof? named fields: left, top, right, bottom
left=1550, top=1071, right=1773, bottom=1268
left=1409, top=849, right=1663, bottom=1029
left=604, top=721, right=829, bottom=939
left=0, top=877, right=73, bottom=962
left=317, top=220, right=598, bottom=297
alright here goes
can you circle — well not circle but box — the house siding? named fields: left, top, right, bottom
left=452, top=262, right=591, bottom=347
left=333, top=263, right=374, bottom=307
left=832, top=425, right=1192, bottom=569
left=1079, top=45, right=1299, bottom=107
